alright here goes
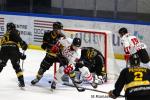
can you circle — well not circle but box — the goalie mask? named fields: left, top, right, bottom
left=129, top=54, right=140, bottom=67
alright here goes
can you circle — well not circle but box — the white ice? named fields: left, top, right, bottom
left=0, top=49, right=126, bottom=100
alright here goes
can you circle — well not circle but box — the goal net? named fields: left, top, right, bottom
left=63, top=28, right=121, bottom=80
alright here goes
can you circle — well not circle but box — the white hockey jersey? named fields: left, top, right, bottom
left=121, top=33, right=147, bottom=54
left=59, top=38, right=81, bottom=68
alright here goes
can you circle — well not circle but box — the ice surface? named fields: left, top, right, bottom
left=0, top=49, right=125, bottom=100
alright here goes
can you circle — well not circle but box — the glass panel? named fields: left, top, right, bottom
left=0, top=0, right=149, bottom=22
left=62, top=0, right=94, bottom=17
left=117, top=0, right=138, bottom=21
left=96, top=0, right=115, bottom=18
left=6, top=0, right=30, bottom=12
left=32, top=0, right=52, bottom=14
left=137, top=0, right=150, bottom=22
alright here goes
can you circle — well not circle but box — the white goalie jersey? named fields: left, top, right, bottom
left=121, top=33, right=147, bottom=54
left=59, top=38, right=81, bottom=67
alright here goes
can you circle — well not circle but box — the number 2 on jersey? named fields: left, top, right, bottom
left=134, top=72, right=143, bottom=81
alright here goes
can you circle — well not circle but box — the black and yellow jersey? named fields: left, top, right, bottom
left=41, top=30, right=65, bottom=52
left=113, top=67, right=150, bottom=97
left=0, top=30, right=23, bottom=47
left=80, top=47, right=105, bottom=66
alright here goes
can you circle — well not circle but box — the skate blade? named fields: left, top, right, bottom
left=20, top=87, right=25, bottom=90
left=50, top=88, right=56, bottom=92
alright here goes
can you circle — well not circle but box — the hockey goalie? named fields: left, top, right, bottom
left=74, top=47, right=106, bottom=85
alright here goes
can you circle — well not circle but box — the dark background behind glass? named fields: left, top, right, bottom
left=0, top=0, right=150, bottom=22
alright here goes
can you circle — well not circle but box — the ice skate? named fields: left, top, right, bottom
left=90, top=82, right=97, bottom=88
left=18, top=80, right=25, bottom=90
left=31, top=78, right=39, bottom=85
left=51, top=81, right=56, bottom=90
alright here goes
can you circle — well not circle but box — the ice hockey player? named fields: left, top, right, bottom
left=0, top=22, right=28, bottom=87
left=108, top=54, right=150, bottom=100
left=118, top=27, right=150, bottom=68
left=50, top=37, right=97, bottom=90
left=75, top=47, right=106, bottom=85
left=31, top=22, right=66, bottom=85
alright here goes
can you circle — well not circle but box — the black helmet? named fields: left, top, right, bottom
left=7, top=22, right=16, bottom=30
left=72, top=38, right=81, bottom=47
left=118, top=27, right=128, bottom=36
left=129, top=54, right=140, bottom=67
left=53, top=22, right=63, bottom=30
left=86, top=48, right=97, bottom=59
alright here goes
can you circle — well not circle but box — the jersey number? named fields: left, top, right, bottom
left=131, top=38, right=139, bottom=45
left=134, top=72, right=143, bottom=81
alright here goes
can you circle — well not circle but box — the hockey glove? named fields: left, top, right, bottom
left=124, top=54, right=130, bottom=61
left=20, top=41, right=28, bottom=51
left=41, top=43, right=47, bottom=50
left=51, top=44, right=59, bottom=53
left=64, top=64, right=74, bottom=76
left=20, top=52, right=26, bottom=60
left=108, top=90, right=117, bottom=99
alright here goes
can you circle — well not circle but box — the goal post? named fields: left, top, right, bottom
left=61, top=28, right=121, bottom=80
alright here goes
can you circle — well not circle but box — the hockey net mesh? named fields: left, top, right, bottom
left=63, top=28, right=121, bottom=80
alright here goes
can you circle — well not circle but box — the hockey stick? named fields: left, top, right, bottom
left=70, top=77, right=85, bottom=92
left=21, top=50, right=25, bottom=71
left=57, top=56, right=85, bottom=92
left=126, top=58, right=129, bottom=68
left=124, top=54, right=130, bottom=68
left=63, top=83, right=124, bottom=97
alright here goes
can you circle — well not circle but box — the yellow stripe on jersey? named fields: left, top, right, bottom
left=124, top=80, right=150, bottom=91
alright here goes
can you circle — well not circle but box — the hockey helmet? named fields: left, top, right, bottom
left=53, top=22, right=63, bottom=30
left=72, top=38, right=81, bottom=47
left=118, top=27, right=128, bottom=36
left=129, top=54, right=140, bottom=67
left=86, top=48, right=97, bottom=59
left=7, top=22, right=16, bottom=30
